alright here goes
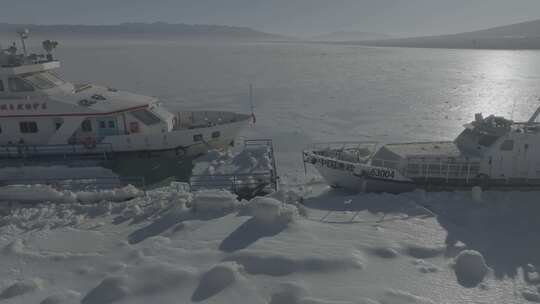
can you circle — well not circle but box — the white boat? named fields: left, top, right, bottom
left=0, top=31, right=251, bottom=164
left=303, top=107, right=540, bottom=193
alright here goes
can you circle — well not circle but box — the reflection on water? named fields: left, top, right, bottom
left=464, top=50, right=540, bottom=123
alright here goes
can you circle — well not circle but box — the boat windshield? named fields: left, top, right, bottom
left=131, top=109, right=162, bottom=125
left=22, top=71, right=65, bottom=89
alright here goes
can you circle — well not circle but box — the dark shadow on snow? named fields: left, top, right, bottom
left=302, top=188, right=540, bottom=284
left=191, top=265, right=236, bottom=302
left=302, top=188, right=430, bottom=220
left=127, top=208, right=229, bottom=245
left=425, top=192, right=540, bottom=282
left=219, top=217, right=289, bottom=252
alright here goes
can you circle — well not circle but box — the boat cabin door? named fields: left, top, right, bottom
left=493, top=139, right=515, bottom=178
left=515, top=141, right=532, bottom=178
left=96, top=117, right=118, bottom=137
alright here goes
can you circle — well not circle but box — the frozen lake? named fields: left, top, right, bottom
left=2, top=38, right=540, bottom=303
left=50, top=39, right=540, bottom=177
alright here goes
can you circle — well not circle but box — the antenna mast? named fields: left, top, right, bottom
left=17, top=29, right=29, bottom=59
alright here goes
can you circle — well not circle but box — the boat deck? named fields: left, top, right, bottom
left=307, top=142, right=378, bottom=164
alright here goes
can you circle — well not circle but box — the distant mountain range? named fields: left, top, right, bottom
left=351, top=19, right=540, bottom=49
left=0, top=22, right=286, bottom=40
left=307, top=31, right=393, bottom=42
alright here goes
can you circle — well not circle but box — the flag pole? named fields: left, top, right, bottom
left=249, top=83, right=256, bottom=124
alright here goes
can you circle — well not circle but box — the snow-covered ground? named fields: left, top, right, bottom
left=1, top=178, right=539, bottom=303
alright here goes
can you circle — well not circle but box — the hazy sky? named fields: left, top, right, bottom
left=2, top=0, right=540, bottom=37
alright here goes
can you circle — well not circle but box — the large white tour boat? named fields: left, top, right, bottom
left=0, top=31, right=251, bottom=168
left=304, top=107, right=540, bottom=193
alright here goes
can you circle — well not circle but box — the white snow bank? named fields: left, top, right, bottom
left=301, top=299, right=371, bottom=304
left=250, top=197, right=298, bottom=224
left=411, top=259, right=439, bottom=274
left=81, top=263, right=196, bottom=304
left=522, top=288, right=540, bottom=303
left=269, top=282, right=372, bottom=304
left=0, top=278, right=43, bottom=300
left=2, top=238, right=102, bottom=261
left=0, top=184, right=143, bottom=204
left=192, top=190, right=238, bottom=212
left=0, top=185, right=76, bottom=204
left=268, top=282, right=308, bottom=304
left=381, top=289, right=435, bottom=304
left=39, top=290, right=80, bottom=304
left=452, top=250, right=490, bottom=287
left=76, top=185, right=143, bottom=203
left=367, top=246, right=399, bottom=259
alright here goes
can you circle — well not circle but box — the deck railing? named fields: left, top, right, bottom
left=306, top=141, right=378, bottom=165
left=404, top=156, right=481, bottom=183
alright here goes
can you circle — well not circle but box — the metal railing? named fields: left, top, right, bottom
left=189, top=173, right=273, bottom=192
left=404, top=156, right=481, bottom=183
left=308, top=141, right=378, bottom=151
left=188, top=139, right=278, bottom=198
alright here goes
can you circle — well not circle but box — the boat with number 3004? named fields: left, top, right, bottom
left=304, top=107, right=540, bottom=193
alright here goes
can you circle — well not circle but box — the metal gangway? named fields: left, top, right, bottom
left=189, top=139, right=279, bottom=199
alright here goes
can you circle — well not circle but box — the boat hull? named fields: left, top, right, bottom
left=305, top=150, right=540, bottom=193
left=313, top=163, right=416, bottom=193
left=304, top=151, right=415, bottom=193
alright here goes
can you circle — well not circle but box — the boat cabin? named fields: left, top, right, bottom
left=0, top=39, right=176, bottom=148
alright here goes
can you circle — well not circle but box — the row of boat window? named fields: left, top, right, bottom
left=0, top=72, right=65, bottom=93
left=193, top=132, right=221, bottom=142
left=5, top=121, right=41, bottom=134
left=0, top=78, right=34, bottom=92
left=81, top=120, right=116, bottom=132
left=8, top=119, right=221, bottom=142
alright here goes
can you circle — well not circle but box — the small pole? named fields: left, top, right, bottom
left=249, top=83, right=253, bottom=112
left=249, top=84, right=256, bottom=124
left=17, top=29, right=29, bottom=59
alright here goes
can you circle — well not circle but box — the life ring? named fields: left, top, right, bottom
left=83, top=137, right=97, bottom=149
